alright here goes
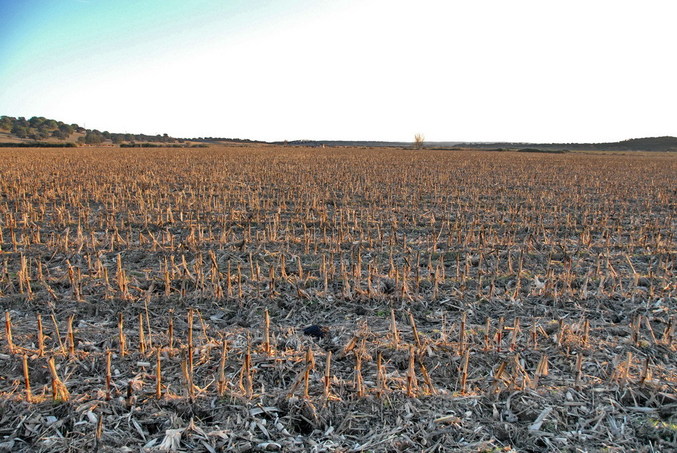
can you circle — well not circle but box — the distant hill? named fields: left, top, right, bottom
left=454, top=136, right=677, bottom=152
left=600, top=136, right=677, bottom=151
left=0, top=115, right=202, bottom=147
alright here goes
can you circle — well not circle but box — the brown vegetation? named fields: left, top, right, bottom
left=0, top=146, right=675, bottom=452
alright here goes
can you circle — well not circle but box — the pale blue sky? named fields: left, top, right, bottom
left=1, top=0, right=676, bottom=142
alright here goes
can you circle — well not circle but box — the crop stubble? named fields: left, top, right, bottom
left=0, top=146, right=675, bottom=452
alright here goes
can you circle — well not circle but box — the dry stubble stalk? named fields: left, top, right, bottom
left=217, top=338, right=228, bottom=396
left=491, top=361, right=508, bottom=393
left=187, top=309, right=193, bottom=353
left=643, top=316, right=658, bottom=344
left=376, top=352, right=386, bottom=397
left=621, top=351, right=633, bottom=384
left=116, top=253, right=129, bottom=299
left=67, top=315, right=75, bottom=356
left=50, top=313, right=65, bottom=353
left=4, top=312, right=14, bottom=354
left=125, top=380, right=134, bottom=408
left=418, top=356, right=435, bottom=395
left=155, top=347, right=162, bottom=398
left=95, top=413, right=104, bottom=450
left=105, top=350, right=112, bottom=401
left=23, top=354, right=32, bottom=402
left=484, top=318, right=491, bottom=351
left=532, top=354, right=549, bottom=389
left=48, top=356, right=70, bottom=402
left=226, top=261, right=233, bottom=297
left=237, top=264, right=243, bottom=300
left=409, top=312, right=421, bottom=349
left=20, top=254, right=32, bottom=299
left=406, top=345, right=417, bottom=397
left=324, top=351, right=332, bottom=398
left=459, top=349, right=470, bottom=394
left=496, top=317, right=504, bottom=352
left=118, top=313, right=126, bottom=356
left=36, top=313, right=44, bottom=356
left=662, top=317, right=674, bottom=344
left=582, top=318, right=590, bottom=347
left=143, top=297, right=153, bottom=349
left=557, top=319, right=565, bottom=347
left=168, top=312, right=174, bottom=352
left=164, top=269, right=171, bottom=297
left=263, top=309, right=271, bottom=355
left=390, top=309, right=400, bottom=347
left=241, top=347, right=253, bottom=398
left=639, top=356, right=651, bottom=384
left=138, top=313, right=146, bottom=355
left=304, top=347, right=315, bottom=399
left=575, top=354, right=583, bottom=388
left=458, top=312, right=466, bottom=355
left=512, top=354, right=530, bottom=390
left=186, top=309, right=197, bottom=382
left=510, top=317, right=520, bottom=350
left=181, top=350, right=195, bottom=401
left=354, top=349, right=365, bottom=397
left=531, top=321, right=538, bottom=349
left=631, top=315, right=641, bottom=345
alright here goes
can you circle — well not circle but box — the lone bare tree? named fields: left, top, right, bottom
left=413, top=133, right=425, bottom=149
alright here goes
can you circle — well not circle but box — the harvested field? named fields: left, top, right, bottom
left=0, top=146, right=675, bottom=452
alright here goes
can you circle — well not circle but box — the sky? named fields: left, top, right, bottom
left=1, top=0, right=676, bottom=143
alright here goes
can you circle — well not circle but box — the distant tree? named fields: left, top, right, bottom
left=11, top=125, right=29, bottom=138
left=59, top=124, right=74, bottom=136
left=29, top=128, right=49, bottom=140
left=37, top=124, right=51, bottom=136
left=51, top=130, right=68, bottom=140
left=84, top=130, right=104, bottom=144
left=413, top=133, right=425, bottom=149
left=0, top=116, right=13, bottom=130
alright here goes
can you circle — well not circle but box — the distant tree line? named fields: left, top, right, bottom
left=80, top=130, right=181, bottom=145
left=108, top=132, right=182, bottom=145
left=0, top=142, right=78, bottom=148
left=120, top=143, right=207, bottom=148
left=0, top=115, right=185, bottom=146
left=194, top=137, right=266, bottom=144
left=0, top=115, right=82, bottom=141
